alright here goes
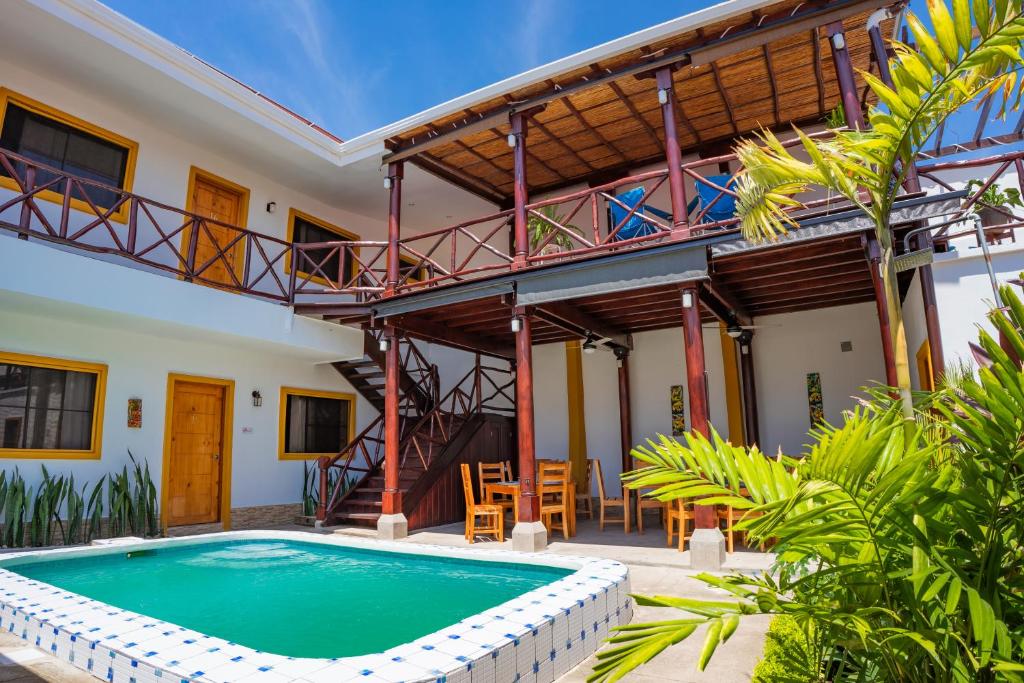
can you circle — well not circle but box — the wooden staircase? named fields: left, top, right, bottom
left=318, top=358, right=515, bottom=529
left=332, top=330, right=434, bottom=413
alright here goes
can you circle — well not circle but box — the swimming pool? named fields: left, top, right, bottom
left=0, top=531, right=631, bottom=682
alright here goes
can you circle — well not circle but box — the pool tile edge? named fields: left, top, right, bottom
left=0, top=531, right=631, bottom=683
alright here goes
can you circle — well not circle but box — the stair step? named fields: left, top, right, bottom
left=336, top=512, right=381, bottom=521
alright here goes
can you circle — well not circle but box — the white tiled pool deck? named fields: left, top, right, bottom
left=0, top=531, right=631, bottom=683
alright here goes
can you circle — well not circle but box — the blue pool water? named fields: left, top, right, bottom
left=5, top=539, right=571, bottom=658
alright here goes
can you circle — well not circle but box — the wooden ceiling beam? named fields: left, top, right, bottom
left=391, top=313, right=514, bottom=359
left=557, top=85, right=631, bottom=164
left=698, top=29, right=740, bottom=137
left=507, top=94, right=598, bottom=174
left=702, top=277, right=753, bottom=327
left=532, top=300, right=632, bottom=349
left=607, top=80, right=664, bottom=150
left=410, top=153, right=506, bottom=205
left=383, top=0, right=891, bottom=163
left=811, top=27, right=827, bottom=114
left=750, top=291, right=874, bottom=316
left=733, top=269, right=869, bottom=296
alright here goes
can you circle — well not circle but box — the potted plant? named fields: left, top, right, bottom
left=528, top=205, right=581, bottom=257
left=965, top=179, right=1023, bottom=228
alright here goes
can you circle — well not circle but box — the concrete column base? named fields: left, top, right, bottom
left=511, top=521, right=548, bottom=552
left=689, top=527, right=726, bottom=570
left=376, top=513, right=408, bottom=541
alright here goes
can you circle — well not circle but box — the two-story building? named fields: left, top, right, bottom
left=2, top=0, right=1021, bottom=567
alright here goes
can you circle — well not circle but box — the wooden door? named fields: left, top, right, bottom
left=167, top=381, right=224, bottom=526
left=190, top=174, right=246, bottom=286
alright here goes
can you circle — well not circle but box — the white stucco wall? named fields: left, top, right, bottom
left=0, top=306, right=375, bottom=512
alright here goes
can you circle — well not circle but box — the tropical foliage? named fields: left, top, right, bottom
left=0, top=452, right=158, bottom=548
left=589, top=284, right=1024, bottom=682
left=733, top=0, right=1024, bottom=419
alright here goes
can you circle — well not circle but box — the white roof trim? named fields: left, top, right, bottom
left=30, top=0, right=345, bottom=162
left=337, top=0, right=772, bottom=160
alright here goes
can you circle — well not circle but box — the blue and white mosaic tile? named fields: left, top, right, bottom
left=0, top=531, right=631, bottom=683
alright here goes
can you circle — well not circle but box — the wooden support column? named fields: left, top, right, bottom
left=511, top=112, right=530, bottom=269
left=655, top=67, right=690, bottom=235
left=615, top=349, right=633, bottom=476
left=381, top=325, right=402, bottom=515
left=826, top=22, right=866, bottom=130
left=719, top=324, right=746, bottom=446
left=565, top=341, right=588, bottom=494
left=681, top=285, right=715, bottom=529
left=514, top=308, right=540, bottom=523
left=385, top=161, right=403, bottom=295
left=864, top=235, right=899, bottom=387
left=738, top=331, right=760, bottom=447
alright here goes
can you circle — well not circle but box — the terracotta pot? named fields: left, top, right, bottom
left=978, top=205, right=1011, bottom=228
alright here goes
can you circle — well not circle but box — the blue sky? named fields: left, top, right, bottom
left=104, top=0, right=711, bottom=140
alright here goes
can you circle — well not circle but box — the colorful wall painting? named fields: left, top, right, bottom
left=806, top=372, right=824, bottom=426
left=670, top=384, right=686, bottom=435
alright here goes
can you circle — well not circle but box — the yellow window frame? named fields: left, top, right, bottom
left=285, top=208, right=360, bottom=288
left=278, top=386, right=356, bottom=460
left=0, top=350, right=107, bottom=459
left=0, top=88, right=139, bottom=224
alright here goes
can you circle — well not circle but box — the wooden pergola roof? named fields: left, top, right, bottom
left=383, top=0, right=896, bottom=204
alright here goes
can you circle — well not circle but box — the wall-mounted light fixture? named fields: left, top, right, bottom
left=657, top=88, right=669, bottom=105
left=383, top=177, right=393, bottom=190
left=379, top=336, right=391, bottom=352
left=681, top=290, right=694, bottom=309
left=507, top=133, right=517, bottom=148
left=510, top=317, right=522, bottom=333
left=582, top=334, right=597, bottom=354
left=251, top=390, right=263, bottom=407
left=265, top=201, right=277, bottom=214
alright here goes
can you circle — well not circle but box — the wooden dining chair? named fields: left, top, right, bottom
left=460, top=463, right=503, bottom=543
left=593, top=459, right=629, bottom=532
left=478, top=461, right=514, bottom=517
left=665, top=498, right=693, bottom=551
left=574, top=459, right=594, bottom=520
left=636, top=492, right=665, bottom=535
left=538, top=461, right=571, bottom=540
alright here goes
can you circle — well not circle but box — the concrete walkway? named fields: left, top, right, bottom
left=0, top=521, right=772, bottom=682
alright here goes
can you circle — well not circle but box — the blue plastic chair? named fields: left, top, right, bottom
left=686, top=173, right=737, bottom=225
left=607, top=186, right=673, bottom=241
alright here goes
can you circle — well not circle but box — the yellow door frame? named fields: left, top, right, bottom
left=161, top=372, right=234, bottom=532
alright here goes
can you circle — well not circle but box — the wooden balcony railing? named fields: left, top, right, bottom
left=4, top=138, right=1021, bottom=308
left=0, top=148, right=309, bottom=302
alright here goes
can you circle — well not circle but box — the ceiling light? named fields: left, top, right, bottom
left=726, top=326, right=743, bottom=339
left=582, top=334, right=597, bottom=354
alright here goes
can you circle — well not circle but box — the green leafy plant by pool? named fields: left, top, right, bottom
left=590, top=284, right=1024, bottom=682
left=0, top=452, right=158, bottom=548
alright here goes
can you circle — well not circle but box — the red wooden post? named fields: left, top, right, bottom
left=826, top=22, right=866, bottom=130
left=18, top=166, right=35, bottom=240
left=513, top=307, right=539, bottom=523
left=654, top=67, right=689, bottom=236
left=864, top=235, right=899, bottom=386
left=382, top=325, right=402, bottom=515
left=385, top=161, right=403, bottom=295
left=316, top=456, right=329, bottom=522
left=615, top=349, right=633, bottom=475
left=511, top=112, right=529, bottom=269
left=681, top=285, right=715, bottom=528
left=738, top=331, right=760, bottom=447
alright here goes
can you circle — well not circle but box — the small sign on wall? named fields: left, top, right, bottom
left=127, top=398, right=142, bottom=429
left=806, top=372, right=824, bottom=427
left=670, top=385, right=686, bottom=436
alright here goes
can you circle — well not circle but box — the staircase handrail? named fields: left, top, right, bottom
left=317, top=358, right=512, bottom=521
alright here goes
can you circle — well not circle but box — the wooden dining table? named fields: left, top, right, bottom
left=483, top=478, right=578, bottom=536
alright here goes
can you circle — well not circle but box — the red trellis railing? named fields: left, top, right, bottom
left=317, top=354, right=513, bottom=522
left=6, top=136, right=1023, bottom=306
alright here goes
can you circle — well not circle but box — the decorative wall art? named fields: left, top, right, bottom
left=127, top=397, right=142, bottom=429
left=806, top=372, right=824, bottom=426
left=670, top=384, right=686, bottom=436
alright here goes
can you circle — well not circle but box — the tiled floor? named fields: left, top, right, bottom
left=0, top=518, right=772, bottom=682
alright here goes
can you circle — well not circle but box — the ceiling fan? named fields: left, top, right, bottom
left=701, top=322, right=780, bottom=339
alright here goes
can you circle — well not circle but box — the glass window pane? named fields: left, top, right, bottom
left=284, top=393, right=349, bottom=455
left=0, top=359, right=98, bottom=452
left=58, top=410, right=92, bottom=450
left=292, top=217, right=353, bottom=282
left=0, top=103, right=128, bottom=210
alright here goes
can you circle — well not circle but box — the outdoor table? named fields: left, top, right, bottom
left=484, top=478, right=578, bottom=536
